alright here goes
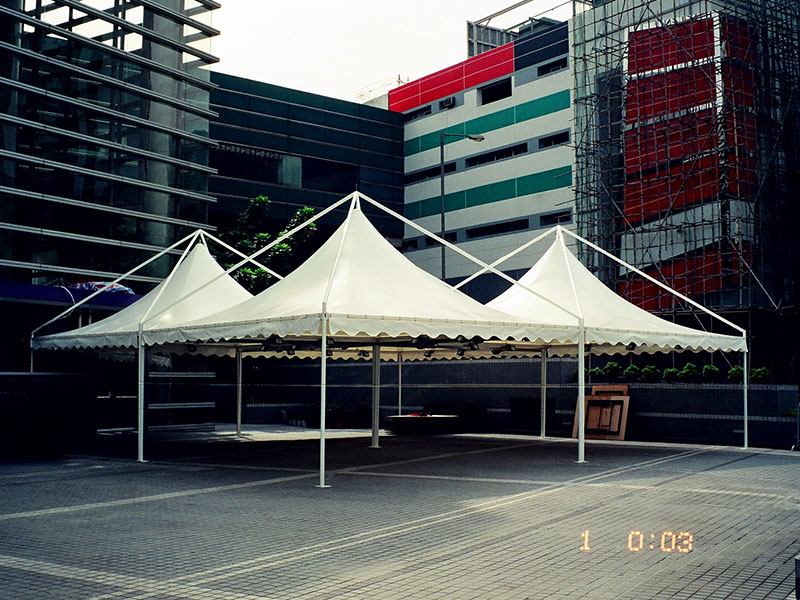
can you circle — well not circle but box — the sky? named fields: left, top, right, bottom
left=209, top=1, right=574, bottom=102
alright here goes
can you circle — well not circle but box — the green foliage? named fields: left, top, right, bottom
left=641, top=365, right=662, bottom=383
left=217, top=196, right=317, bottom=293
left=623, top=364, right=641, bottom=382
left=750, top=367, right=772, bottom=383
left=727, top=366, right=744, bottom=383
left=603, top=361, right=622, bottom=379
left=677, top=362, right=701, bottom=383
left=662, top=367, right=680, bottom=383
left=702, top=364, right=721, bottom=382
left=588, top=367, right=605, bottom=381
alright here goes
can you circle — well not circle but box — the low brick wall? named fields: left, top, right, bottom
left=221, top=358, right=797, bottom=449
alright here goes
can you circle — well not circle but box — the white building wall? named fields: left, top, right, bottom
left=401, top=54, right=577, bottom=283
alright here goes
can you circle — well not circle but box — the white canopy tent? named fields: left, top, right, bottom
left=149, top=193, right=582, bottom=486
left=34, top=240, right=253, bottom=351
left=31, top=230, right=267, bottom=461
left=460, top=225, right=748, bottom=460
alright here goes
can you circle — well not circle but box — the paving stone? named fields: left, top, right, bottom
left=0, top=430, right=797, bottom=599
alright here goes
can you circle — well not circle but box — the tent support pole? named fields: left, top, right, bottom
left=317, top=314, right=330, bottom=488
left=236, top=348, right=243, bottom=436
left=371, top=344, right=381, bottom=448
left=397, top=352, right=403, bottom=416
left=743, top=349, right=749, bottom=449
left=540, top=348, right=547, bottom=438
left=577, top=321, right=586, bottom=463
left=137, top=328, right=146, bottom=463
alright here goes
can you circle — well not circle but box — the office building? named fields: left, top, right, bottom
left=0, top=0, right=219, bottom=368
left=209, top=72, right=404, bottom=240
left=391, top=19, right=573, bottom=298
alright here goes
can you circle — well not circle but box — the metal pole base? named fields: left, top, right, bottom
left=315, top=484, right=331, bottom=489
left=369, top=444, right=380, bottom=449
left=575, top=460, right=587, bottom=464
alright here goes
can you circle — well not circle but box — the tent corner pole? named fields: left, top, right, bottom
left=235, top=347, right=243, bottom=436
left=29, top=334, right=34, bottom=373
left=540, top=348, right=548, bottom=438
left=397, top=351, right=403, bottom=416
left=371, top=344, right=381, bottom=448
left=317, top=313, right=330, bottom=488
left=577, top=322, right=586, bottom=463
left=743, top=348, right=749, bottom=449
left=137, top=328, right=146, bottom=463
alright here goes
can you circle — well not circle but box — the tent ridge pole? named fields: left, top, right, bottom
left=322, top=195, right=359, bottom=308
left=454, top=226, right=558, bottom=290
left=202, top=231, right=283, bottom=280
left=358, top=193, right=580, bottom=322
left=560, top=227, right=746, bottom=336
left=224, top=192, right=356, bottom=277
left=139, top=231, right=202, bottom=326
left=31, top=229, right=202, bottom=337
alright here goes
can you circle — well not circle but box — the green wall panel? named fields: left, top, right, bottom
left=404, top=90, right=571, bottom=157
left=405, top=165, right=572, bottom=219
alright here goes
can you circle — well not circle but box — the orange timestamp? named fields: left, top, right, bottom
left=580, top=530, right=693, bottom=553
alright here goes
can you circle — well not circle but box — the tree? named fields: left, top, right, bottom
left=217, top=195, right=317, bottom=293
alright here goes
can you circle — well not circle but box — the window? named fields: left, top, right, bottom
left=539, top=210, right=572, bottom=226
left=439, top=97, right=456, bottom=110
left=466, top=143, right=528, bottom=168
left=404, top=162, right=456, bottom=185
left=538, top=57, right=568, bottom=77
left=466, top=218, right=529, bottom=240
left=403, top=105, right=432, bottom=123
left=479, top=78, right=512, bottom=105
left=401, top=239, right=419, bottom=251
left=538, top=131, right=570, bottom=149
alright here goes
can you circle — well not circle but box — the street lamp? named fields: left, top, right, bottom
left=439, top=132, right=485, bottom=281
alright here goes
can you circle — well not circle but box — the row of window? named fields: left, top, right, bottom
left=404, top=130, right=571, bottom=186
left=401, top=209, right=572, bottom=250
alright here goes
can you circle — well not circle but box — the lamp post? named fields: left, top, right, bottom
left=439, top=132, right=485, bottom=281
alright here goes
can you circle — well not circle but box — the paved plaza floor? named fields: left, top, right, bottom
left=0, top=427, right=798, bottom=599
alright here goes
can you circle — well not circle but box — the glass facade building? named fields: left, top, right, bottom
left=209, top=72, right=404, bottom=240
left=0, top=0, right=219, bottom=287
left=0, top=0, right=219, bottom=368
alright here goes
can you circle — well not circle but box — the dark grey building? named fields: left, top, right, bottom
left=209, top=72, right=404, bottom=240
left=0, top=0, right=219, bottom=369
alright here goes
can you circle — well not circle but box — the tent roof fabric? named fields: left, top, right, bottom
left=147, top=205, right=578, bottom=346
left=487, top=231, right=746, bottom=354
left=33, top=243, right=253, bottom=350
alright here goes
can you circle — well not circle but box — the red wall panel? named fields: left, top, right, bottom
left=619, top=247, right=747, bottom=311
left=626, top=65, right=716, bottom=124
left=625, top=110, right=717, bottom=175
left=388, top=43, right=514, bottom=112
left=623, top=155, right=720, bottom=223
left=464, top=44, right=515, bottom=89
left=628, top=19, right=715, bottom=74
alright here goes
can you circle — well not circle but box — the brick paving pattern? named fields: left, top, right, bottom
left=0, top=431, right=798, bottom=599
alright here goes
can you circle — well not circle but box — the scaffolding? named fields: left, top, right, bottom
left=572, top=0, right=800, bottom=314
